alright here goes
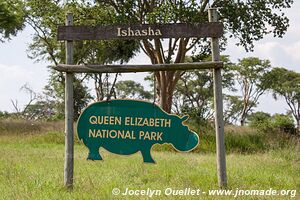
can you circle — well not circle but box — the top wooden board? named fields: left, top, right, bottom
left=57, top=22, right=223, bottom=41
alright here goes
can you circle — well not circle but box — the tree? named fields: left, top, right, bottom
left=0, top=0, right=25, bottom=42
left=43, top=71, right=92, bottom=120
left=223, top=95, right=244, bottom=125
left=10, top=83, right=39, bottom=119
left=114, top=80, right=152, bottom=100
left=233, top=57, right=271, bottom=126
left=173, top=55, right=235, bottom=124
left=266, top=68, right=300, bottom=130
left=99, top=0, right=293, bottom=112
left=25, top=0, right=139, bottom=115
left=26, top=0, right=139, bottom=66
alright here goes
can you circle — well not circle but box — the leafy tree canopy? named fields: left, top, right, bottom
left=99, top=0, right=293, bottom=51
left=266, top=67, right=300, bottom=128
left=232, top=57, right=272, bottom=125
left=173, top=55, right=235, bottom=123
left=0, top=0, right=25, bottom=42
left=25, top=0, right=140, bottom=65
left=98, top=0, right=293, bottom=113
left=115, top=80, right=152, bottom=100
left=24, top=0, right=141, bottom=116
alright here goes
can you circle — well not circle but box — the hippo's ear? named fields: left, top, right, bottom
left=181, top=115, right=189, bottom=122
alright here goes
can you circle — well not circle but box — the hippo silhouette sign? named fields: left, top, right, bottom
left=77, top=100, right=199, bottom=163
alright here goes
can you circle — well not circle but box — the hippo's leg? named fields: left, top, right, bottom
left=141, top=148, right=155, bottom=163
left=87, top=147, right=102, bottom=161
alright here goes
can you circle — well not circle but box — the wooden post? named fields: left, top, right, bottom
left=64, top=13, right=74, bottom=188
left=208, top=8, right=227, bottom=188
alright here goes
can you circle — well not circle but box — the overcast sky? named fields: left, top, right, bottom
left=0, top=2, right=299, bottom=114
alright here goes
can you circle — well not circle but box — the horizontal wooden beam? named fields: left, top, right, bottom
left=57, top=23, right=223, bottom=41
left=51, top=62, right=223, bottom=73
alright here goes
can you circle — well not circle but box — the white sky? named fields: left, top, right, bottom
left=0, top=2, right=299, bottom=114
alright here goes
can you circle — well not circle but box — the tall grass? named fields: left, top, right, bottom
left=0, top=139, right=299, bottom=199
left=1, top=119, right=298, bottom=154
left=189, top=123, right=300, bottom=154
left=0, top=119, right=64, bottom=135
left=0, top=119, right=299, bottom=199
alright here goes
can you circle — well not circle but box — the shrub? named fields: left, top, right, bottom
left=271, top=114, right=296, bottom=135
left=0, top=111, right=9, bottom=119
left=248, top=112, right=272, bottom=132
left=248, top=112, right=296, bottom=135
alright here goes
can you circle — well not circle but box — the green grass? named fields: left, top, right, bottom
left=0, top=120, right=299, bottom=199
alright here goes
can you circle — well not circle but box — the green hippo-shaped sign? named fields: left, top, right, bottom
left=77, top=100, right=199, bottom=163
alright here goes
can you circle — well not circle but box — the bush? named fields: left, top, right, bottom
left=271, top=114, right=296, bottom=135
left=0, top=111, right=9, bottom=119
left=248, top=112, right=272, bottom=132
left=248, top=112, right=296, bottom=135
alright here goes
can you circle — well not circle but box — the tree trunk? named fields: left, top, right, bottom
left=143, top=39, right=187, bottom=113
left=240, top=119, right=245, bottom=126
left=240, top=108, right=247, bottom=126
left=157, top=71, right=182, bottom=113
left=297, top=118, right=300, bottom=133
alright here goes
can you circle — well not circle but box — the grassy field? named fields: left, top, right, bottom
left=0, top=120, right=299, bottom=199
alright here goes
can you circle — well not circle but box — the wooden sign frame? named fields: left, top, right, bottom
left=56, top=8, right=227, bottom=189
